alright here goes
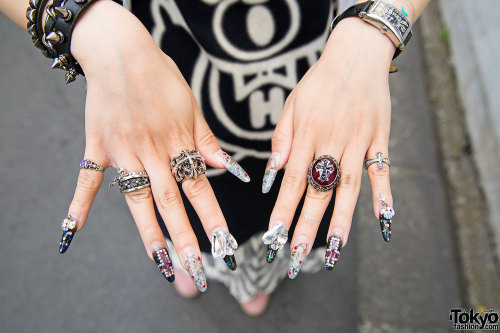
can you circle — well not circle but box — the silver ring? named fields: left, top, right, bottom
left=170, top=149, right=206, bottom=183
left=80, top=159, right=105, bottom=171
left=364, top=152, right=391, bottom=169
left=109, top=168, right=150, bottom=193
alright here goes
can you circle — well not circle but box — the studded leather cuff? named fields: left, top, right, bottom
left=27, top=0, right=123, bottom=84
left=43, top=0, right=97, bottom=83
left=26, top=0, right=51, bottom=58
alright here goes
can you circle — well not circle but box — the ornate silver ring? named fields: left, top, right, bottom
left=80, top=159, right=105, bottom=171
left=170, top=149, right=206, bottom=183
left=364, top=152, right=391, bottom=169
left=109, top=168, right=150, bottom=193
left=307, top=155, right=341, bottom=192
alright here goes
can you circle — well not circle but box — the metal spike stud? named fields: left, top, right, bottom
left=46, top=6, right=56, bottom=20
left=27, top=24, right=37, bottom=37
left=65, top=69, right=77, bottom=84
left=75, top=0, right=87, bottom=3
left=45, top=31, right=64, bottom=44
left=51, top=55, right=68, bottom=69
left=26, top=8, right=36, bottom=23
left=29, top=0, right=39, bottom=8
left=54, top=7, right=72, bottom=21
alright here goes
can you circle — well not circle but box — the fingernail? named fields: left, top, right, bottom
left=211, top=230, right=238, bottom=271
left=183, top=253, right=207, bottom=293
left=288, top=243, right=307, bottom=279
left=262, top=222, right=288, bottom=264
left=152, top=247, right=175, bottom=282
left=59, top=215, right=77, bottom=254
left=223, top=255, right=237, bottom=271
left=325, top=235, right=342, bottom=271
left=262, top=153, right=280, bottom=193
left=378, top=193, right=395, bottom=242
left=215, top=150, right=250, bottom=183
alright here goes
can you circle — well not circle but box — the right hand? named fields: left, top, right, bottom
left=61, top=0, right=248, bottom=290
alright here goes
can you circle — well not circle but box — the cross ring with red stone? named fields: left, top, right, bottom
left=307, top=155, right=341, bottom=192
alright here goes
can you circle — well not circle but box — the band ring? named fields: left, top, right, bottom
left=80, top=159, right=105, bottom=171
left=307, top=155, right=341, bottom=192
left=109, top=168, right=151, bottom=193
left=364, top=152, right=391, bottom=169
left=170, top=149, right=206, bottom=183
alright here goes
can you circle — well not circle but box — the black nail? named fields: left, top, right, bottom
left=59, top=230, right=75, bottom=254
left=380, top=219, right=391, bottom=242
left=223, top=255, right=237, bottom=271
left=325, top=236, right=342, bottom=271
left=153, top=248, right=175, bottom=282
left=266, top=245, right=278, bottom=263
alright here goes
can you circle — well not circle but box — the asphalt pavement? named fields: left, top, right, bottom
left=0, top=13, right=462, bottom=333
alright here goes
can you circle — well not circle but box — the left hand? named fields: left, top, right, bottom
left=264, top=18, right=396, bottom=267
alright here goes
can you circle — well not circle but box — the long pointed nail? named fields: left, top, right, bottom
left=288, top=243, right=307, bottom=279
left=325, top=236, right=342, bottom=271
left=262, top=222, right=288, bottom=264
left=59, top=215, right=77, bottom=254
left=152, top=248, right=175, bottom=282
left=378, top=193, right=395, bottom=242
left=215, top=150, right=250, bottom=183
left=211, top=230, right=238, bottom=270
left=262, top=153, right=280, bottom=193
left=184, top=254, right=207, bottom=293
left=266, top=245, right=278, bottom=263
left=223, top=255, right=237, bottom=271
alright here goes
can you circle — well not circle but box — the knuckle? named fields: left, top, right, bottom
left=170, top=227, right=194, bottom=245
left=367, top=166, right=390, bottom=179
left=126, top=187, right=153, bottom=204
left=306, top=186, right=331, bottom=201
left=282, top=172, right=305, bottom=190
left=197, top=128, right=218, bottom=148
left=77, top=172, right=100, bottom=192
left=156, top=189, right=182, bottom=210
left=183, top=177, right=210, bottom=199
left=339, top=173, right=360, bottom=190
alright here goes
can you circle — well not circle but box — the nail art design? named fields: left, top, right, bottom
left=59, top=215, right=77, bottom=254
left=262, top=153, right=279, bottom=193
left=378, top=193, right=395, bottom=242
left=211, top=230, right=238, bottom=271
left=325, top=236, right=342, bottom=271
left=152, top=248, right=175, bottom=282
left=215, top=150, right=250, bottom=183
left=288, top=243, right=307, bottom=279
left=262, top=222, right=288, bottom=263
left=184, top=254, right=207, bottom=293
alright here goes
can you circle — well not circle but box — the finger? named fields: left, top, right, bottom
left=152, top=141, right=237, bottom=271
left=288, top=186, right=332, bottom=279
left=122, top=150, right=207, bottom=292
left=264, top=136, right=314, bottom=263
left=60, top=153, right=106, bottom=254
left=262, top=93, right=295, bottom=193
left=366, top=143, right=394, bottom=242
left=326, top=147, right=364, bottom=271
left=193, top=110, right=250, bottom=183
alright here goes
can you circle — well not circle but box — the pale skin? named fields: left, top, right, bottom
left=1, top=0, right=429, bottom=292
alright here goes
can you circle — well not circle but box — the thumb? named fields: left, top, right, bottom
left=262, top=93, right=295, bottom=193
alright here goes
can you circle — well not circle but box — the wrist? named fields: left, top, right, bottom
left=321, top=17, right=395, bottom=72
left=70, top=0, right=161, bottom=78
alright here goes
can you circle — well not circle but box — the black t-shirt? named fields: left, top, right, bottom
left=132, top=0, right=337, bottom=251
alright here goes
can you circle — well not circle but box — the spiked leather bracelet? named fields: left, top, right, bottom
left=42, top=0, right=98, bottom=84
left=26, top=0, right=51, bottom=58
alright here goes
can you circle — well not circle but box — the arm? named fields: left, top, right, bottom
left=1, top=0, right=247, bottom=288
left=264, top=0, right=430, bottom=272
